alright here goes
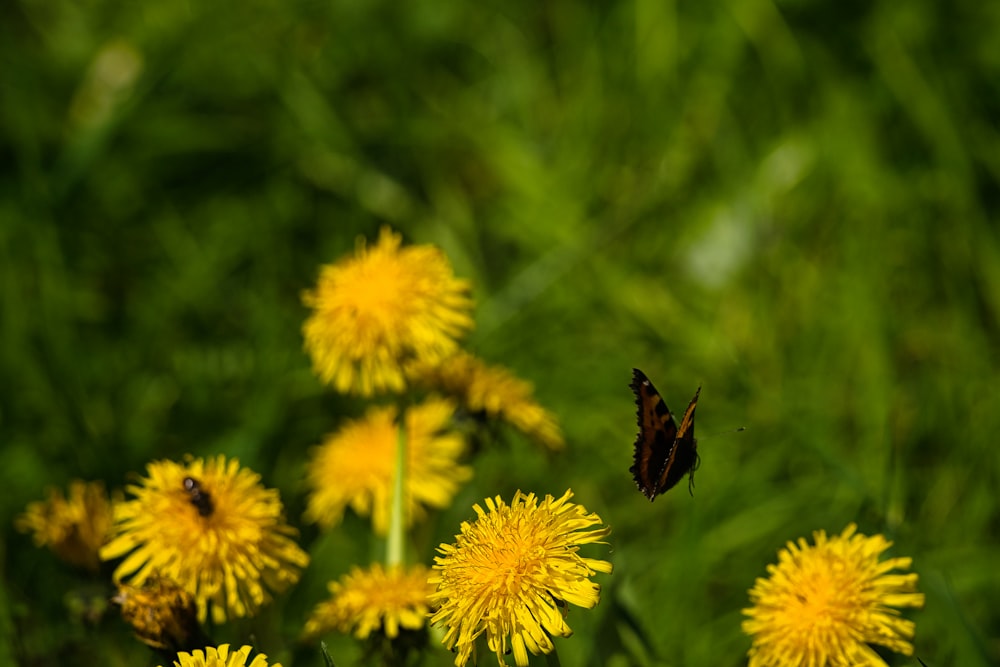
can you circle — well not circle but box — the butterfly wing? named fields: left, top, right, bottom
left=630, top=368, right=679, bottom=501
left=654, top=386, right=701, bottom=496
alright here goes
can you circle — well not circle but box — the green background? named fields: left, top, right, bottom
left=2, top=0, right=998, bottom=665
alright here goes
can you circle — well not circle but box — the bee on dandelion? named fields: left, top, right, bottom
left=100, top=456, right=309, bottom=624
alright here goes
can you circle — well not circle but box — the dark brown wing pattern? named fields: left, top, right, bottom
left=629, top=368, right=701, bottom=501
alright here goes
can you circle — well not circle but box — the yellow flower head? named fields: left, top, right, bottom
left=429, top=490, right=613, bottom=667
left=742, top=523, right=925, bottom=667
left=304, top=563, right=434, bottom=640
left=112, top=576, right=204, bottom=652
left=158, top=644, right=281, bottom=667
left=409, top=351, right=564, bottom=451
left=304, top=398, right=472, bottom=535
left=16, top=480, right=116, bottom=572
left=100, top=456, right=310, bottom=624
left=302, top=226, right=474, bottom=396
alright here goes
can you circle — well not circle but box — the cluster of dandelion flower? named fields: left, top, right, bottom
left=742, top=523, right=925, bottom=667
left=296, top=228, right=590, bottom=667
left=429, top=490, right=613, bottom=667
left=100, top=455, right=309, bottom=624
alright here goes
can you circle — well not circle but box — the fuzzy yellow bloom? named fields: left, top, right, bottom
left=100, top=456, right=309, bottom=624
left=429, top=490, right=613, bottom=667
left=409, top=350, right=564, bottom=450
left=112, top=576, right=204, bottom=652
left=742, top=523, right=925, bottom=667
left=304, top=398, right=471, bottom=535
left=159, top=644, right=280, bottom=667
left=302, top=226, right=474, bottom=396
left=16, top=480, right=116, bottom=572
left=304, top=563, right=434, bottom=640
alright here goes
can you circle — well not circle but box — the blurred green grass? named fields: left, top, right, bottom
left=2, top=0, right=999, bottom=665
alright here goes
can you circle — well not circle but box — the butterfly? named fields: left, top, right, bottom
left=629, top=368, right=701, bottom=501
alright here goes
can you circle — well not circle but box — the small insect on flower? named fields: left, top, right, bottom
left=101, top=456, right=310, bottom=623
left=182, top=477, right=213, bottom=517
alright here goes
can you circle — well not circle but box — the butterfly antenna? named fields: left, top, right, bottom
left=700, top=426, right=747, bottom=440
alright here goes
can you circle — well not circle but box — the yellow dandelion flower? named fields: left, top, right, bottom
left=16, top=480, right=116, bottom=572
left=112, top=576, right=206, bottom=652
left=302, top=226, right=474, bottom=396
left=100, top=456, right=310, bottom=624
left=158, top=644, right=281, bottom=667
left=429, top=490, right=613, bottom=667
left=409, top=351, right=564, bottom=451
left=304, top=563, right=434, bottom=640
left=304, top=398, right=472, bottom=535
left=742, top=523, right=925, bottom=667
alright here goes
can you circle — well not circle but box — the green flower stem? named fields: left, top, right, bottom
left=545, top=648, right=562, bottom=667
left=386, top=408, right=407, bottom=567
